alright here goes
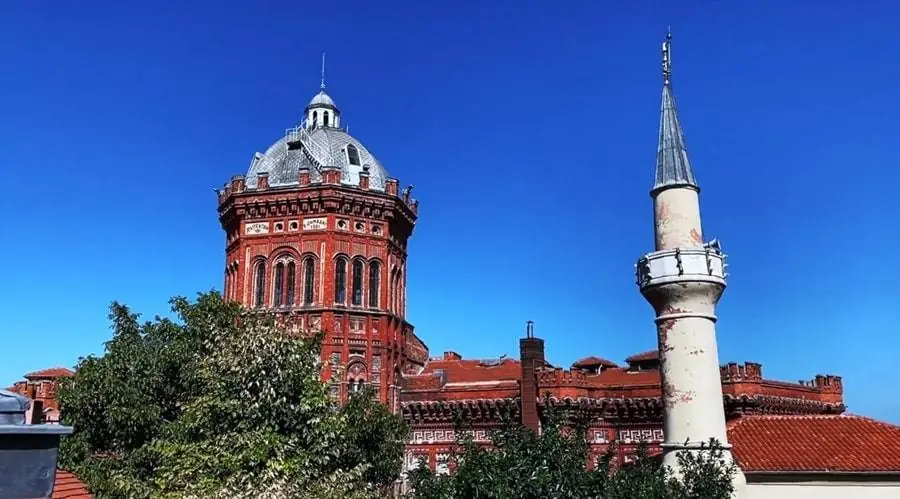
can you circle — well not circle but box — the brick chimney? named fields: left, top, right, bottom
left=519, top=320, right=544, bottom=433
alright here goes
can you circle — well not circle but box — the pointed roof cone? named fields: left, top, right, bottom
left=652, top=32, right=699, bottom=195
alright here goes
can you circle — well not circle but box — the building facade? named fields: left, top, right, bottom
left=206, top=48, right=892, bottom=494
left=7, top=367, right=73, bottom=424
left=11, top=39, right=900, bottom=499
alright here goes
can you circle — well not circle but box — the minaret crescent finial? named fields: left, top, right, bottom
left=662, top=29, right=672, bottom=87
left=320, top=52, right=327, bottom=90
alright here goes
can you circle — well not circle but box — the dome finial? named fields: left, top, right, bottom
left=662, top=28, right=672, bottom=87
left=320, top=52, right=327, bottom=91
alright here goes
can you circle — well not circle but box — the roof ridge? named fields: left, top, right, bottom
left=841, top=413, right=900, bottom=430
left=24, top=366, right=75, bottom=377
left=728, top=413, right=900, bottom=430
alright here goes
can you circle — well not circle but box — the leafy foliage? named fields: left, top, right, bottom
left=408, top=409, right=737, bottom=499
left=58, top=292, right=408, bottom=498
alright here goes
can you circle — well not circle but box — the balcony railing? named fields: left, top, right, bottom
left=636, top=247, right=727, bottom=288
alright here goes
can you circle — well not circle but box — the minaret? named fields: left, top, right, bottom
left=635, top=31, right=747, bottom=495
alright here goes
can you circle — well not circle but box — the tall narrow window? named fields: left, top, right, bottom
left=312, top=111, right=318, bottom=126
left=303, top=257, right=315, bottom=305
left=286, top=261, right=296, bottom=306
left=351, top=259, right=364, bottom=306
left=323, top=111, right=330, bottom=127
left=273, top=262, right=285, bottom=307
left=368, top=262, right=381, bottom=308
left=254, top=260, right=266, bottom=308
left=389, top=269, right=397, bottom=312
left=335, top=258, right=347, bottom=304
left=347, top=144, right=361, bottom=166
left=397, top=271, right=404, bottom=316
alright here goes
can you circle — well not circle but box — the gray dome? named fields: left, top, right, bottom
left=245, top=127, right=389, bottom=191
left=307, top=90, right=337, bottom=110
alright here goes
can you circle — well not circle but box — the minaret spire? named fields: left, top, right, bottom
left=320, top=52, right=327, bottom=90
left=653, top=30, right=698, bottom=194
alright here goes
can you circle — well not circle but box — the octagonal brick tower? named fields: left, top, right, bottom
left=635, top=32, right=746, bottom=496
left=216, top=79, right=427, bottom=412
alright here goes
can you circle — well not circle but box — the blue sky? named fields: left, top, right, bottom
left=2, top=1, right=898, bottom=423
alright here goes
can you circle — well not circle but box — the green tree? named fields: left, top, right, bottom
left=58, top=292, right=408, bottom=498
left=408, top=409, right=736, bottom=499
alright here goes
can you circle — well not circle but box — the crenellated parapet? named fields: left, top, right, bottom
left=720, top=362, right=763, bottom=382
left=717, top=360, right=845, bottom=416
left=806, top=374, right=843, bottom=393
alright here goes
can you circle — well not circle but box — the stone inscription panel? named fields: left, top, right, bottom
left=245, top=222, right=269, bottom=235
left=304, top=217, right=327, bottom=231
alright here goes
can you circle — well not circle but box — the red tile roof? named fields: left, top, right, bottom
left=572, top=356, right=619, bottom=369
left=53, top=470, right=92, bottom=498
left=25, top=367, right=75, bottom=379
left=418, top=358, right=521, bottom=384
left=625, top=350, right=658, bottom=363
left=728, top=414, right=900, bottom=473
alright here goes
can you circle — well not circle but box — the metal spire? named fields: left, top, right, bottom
left=320, top=52, right=327, bottom=90
left=653, top=29, right=699, bottom=194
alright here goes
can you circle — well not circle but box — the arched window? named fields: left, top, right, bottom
left=286, top=261, right=296, bottom=306
left=253, top=260, right=266, bottom=308
left=323, top=111, right=330, bottom=127
left=303, top=257, right=315, bottom=305
left=347, top=362, right=366, bottom=397
left=347, top=144, right=361, bottom=166
left=273, top=262, right=285, bottom=307
left=351, top=259, right=364, bottom=306
left=334, top=257, right=347, bottom=304
left=312, top=110, right=318, bottom=126
left=368, top=261, right=381, bottom=308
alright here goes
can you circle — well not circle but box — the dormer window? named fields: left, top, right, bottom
left=347, top=144, right=361, bottom=166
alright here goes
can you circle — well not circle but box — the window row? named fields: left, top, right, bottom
left=253, top=257, right=318, bottom=308
left=311, top=110, right=333, bottom=128
left=246, top=255, right=387, bottom=310
left=333, top=257, right=380, bottom=307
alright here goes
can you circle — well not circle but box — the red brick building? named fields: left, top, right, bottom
left=7, top=367, right=73, bottom=424
left=216, top=84, right=427, bottom=412
left=400, top=331, right=847, bottom=473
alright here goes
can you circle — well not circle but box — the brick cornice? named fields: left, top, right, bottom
left=218, top=184, right=417, bottom=229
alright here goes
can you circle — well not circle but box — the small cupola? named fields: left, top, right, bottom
left=306, top=90, right=340, bottom=129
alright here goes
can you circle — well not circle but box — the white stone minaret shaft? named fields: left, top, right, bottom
left=636, top=31, right=746, bottom=496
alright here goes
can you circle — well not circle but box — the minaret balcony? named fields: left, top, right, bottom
left=636, top=246, right=727, bottom=290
